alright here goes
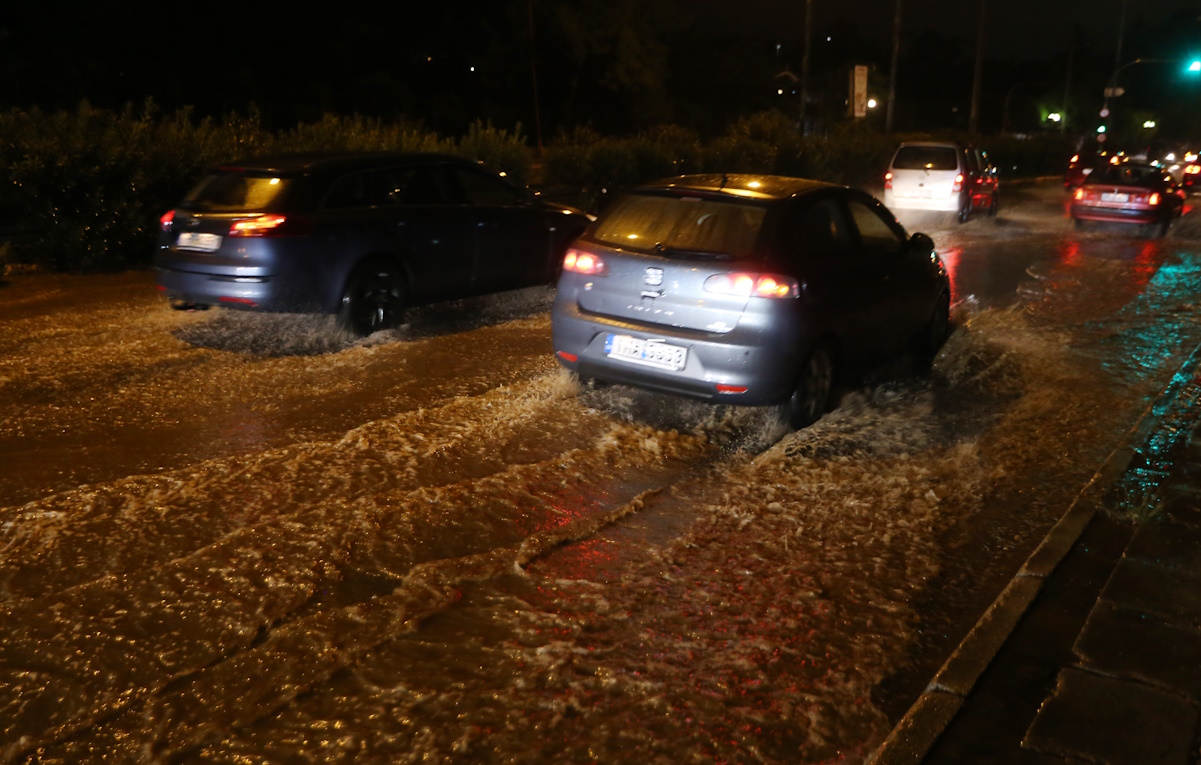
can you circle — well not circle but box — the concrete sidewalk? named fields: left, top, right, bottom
left=869, top=349, right=1201, bottom=765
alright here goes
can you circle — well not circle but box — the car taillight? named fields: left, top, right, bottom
left=159, top=210, right=175, bottom=231
left=1070, top=154, right=1080, bottom=164
left=1074, top=188, right=1085, bottom=201
left=1149, top=192, right=1161, bottom=206
left=884, top=171, right=893, bottom=189
left=704, top=273, right=798, bottom=299
left=562, top=248, right=608, bottom=276
left=953, top=174, right=964, bottom=192
left=228, top=214, right=294, bottom=237
left=1186, top=165, right=1200, bottom=175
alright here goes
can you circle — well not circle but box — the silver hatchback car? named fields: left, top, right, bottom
left=551, top=174, right=951, bottom=428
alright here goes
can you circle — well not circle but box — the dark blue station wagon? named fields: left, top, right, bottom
left=155, top=152, right=593, bottom=335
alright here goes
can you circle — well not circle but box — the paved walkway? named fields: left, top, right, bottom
left=869, top=349, right=1201, bottom=765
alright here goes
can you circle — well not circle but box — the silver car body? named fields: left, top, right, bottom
left=552, top=174, right=950, bottom=408
left=883, top=141, right=967, bottom=213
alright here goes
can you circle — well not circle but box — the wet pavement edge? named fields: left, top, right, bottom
left=867, top=343, right=1201, bottom=765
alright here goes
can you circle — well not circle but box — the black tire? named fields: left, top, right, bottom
left=914, top=292, right=951, bottom=369
left=957, top=198, right=970, bottom=224
left=785, top=344, right=834, bottom=429
left=1073, top=217, right=1087, bottom=231
left=1139, top=220, right=1167, bottom=240
left=338, top=259, right=407, bottom=337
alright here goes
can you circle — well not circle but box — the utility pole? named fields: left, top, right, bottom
left=1061, top=27, right=1075, bottom=133
left=886, top=0, right=901, bottom=132
left=800, top=0, right=812, bottom=128
left=527, top=0, right=544, bottom=156
left=969, top=0, right=987, bottom=136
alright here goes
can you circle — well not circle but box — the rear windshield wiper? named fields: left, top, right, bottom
left=653, top=242, right=733, bottom=261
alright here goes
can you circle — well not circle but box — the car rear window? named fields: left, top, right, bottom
left=1085, top=164, right=1164, bottom=186
left=182, top=171, right=293, bottom=212
left=892, top=146, right=959, bottom=171
left=590, top=194, right=766, bottom=258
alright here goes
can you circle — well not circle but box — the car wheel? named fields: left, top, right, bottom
left=785, top=344, right=834, bottom=429
left=338, top=259, right=407, bottom=337
left=914, top=292, right=951, bottom=368
left=957, top=202, right=970, bottom=224
left=1073, top=217, right=1087, bottom=231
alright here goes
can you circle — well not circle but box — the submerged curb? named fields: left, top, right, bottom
left=866, top=343, right=1201, bottom=765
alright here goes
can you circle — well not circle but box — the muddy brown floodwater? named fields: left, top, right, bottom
left=2, top=182, right=1201, bottom=763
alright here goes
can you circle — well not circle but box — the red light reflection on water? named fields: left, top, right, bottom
left=1058, top=239, right=1082, bottom=268
left=1131, top=241, right=1159, bottom=290
left=939, top=247, right=962, bottom=305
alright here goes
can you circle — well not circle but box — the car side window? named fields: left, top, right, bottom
left=323, top=171, right=391, bottom=210
left=387, top=167, right=447, bottom=205
left=846, top=199, right=904, bottom=255
left=448, top=166, right=523, bottom=206
left=792, top=199, right=854, bottom=258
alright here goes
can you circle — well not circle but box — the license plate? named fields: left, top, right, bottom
left=1100, top=193, right=1129, bottom=203
left=176, top=232, right=222, bottom=251
left=604, top=334, right=687, bottom=371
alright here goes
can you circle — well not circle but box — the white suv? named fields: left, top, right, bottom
left=883, top=141, right=998, bottom=223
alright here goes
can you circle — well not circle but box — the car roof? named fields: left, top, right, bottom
left=636, top=174, right=840, bottom=201
left=216, top=151, right=476, bottom=175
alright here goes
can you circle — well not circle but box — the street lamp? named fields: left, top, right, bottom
left=1100, top=58, right=1182, bottom=137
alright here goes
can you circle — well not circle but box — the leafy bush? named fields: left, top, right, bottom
left=0, top=100, right=1077, bottom=274
left=457, top=121, right=532, bottom=186
left=0, top=101, right=268, bottom=271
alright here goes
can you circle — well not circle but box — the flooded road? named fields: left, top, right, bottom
left=2, top=181, right=1200, bottom=763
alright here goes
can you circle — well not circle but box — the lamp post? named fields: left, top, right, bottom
left=1101, top=58, right=1185, bottom=137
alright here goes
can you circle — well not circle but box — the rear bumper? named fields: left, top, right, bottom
left=550, top=300, right=803, bottom=406
left=1070, top=204, right=1163, bottom=225
left=883, top=190, right=963, bottom=213
left=153, top=266, right=327, bottom=313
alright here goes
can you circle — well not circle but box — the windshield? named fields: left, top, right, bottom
left=182, top=171, right=293, bottom=212
left=892, top=146, right=959, bottom=171
left=590, top=194, right=766, bottom=258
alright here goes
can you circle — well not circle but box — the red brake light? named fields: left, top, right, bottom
left=715, top=383, right=748, bottom=394
left=1074, top=188, right=1085, bottom=201
left=884, top=171, right=893, bottom=189
left=1070, top=154, right=1080, bottom=164
left=1149, top=192, right=1161, bottom=206
left=704, top=272, right=798, bottom=299
left=953, top=174, right=964, bottom=192
left=563, top=248, right=608, bottom=276
left=229, top=214, right=290, bottom=237
left=159, top=210, right=175, bottom=231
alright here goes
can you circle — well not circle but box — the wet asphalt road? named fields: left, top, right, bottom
left=2, top=181, right=1201, bottom=762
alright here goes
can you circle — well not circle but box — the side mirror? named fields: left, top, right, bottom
left=910, top=232, right=935, bottom=253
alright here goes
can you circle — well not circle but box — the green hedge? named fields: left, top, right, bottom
left=0, top=104, right=1074, bottom=273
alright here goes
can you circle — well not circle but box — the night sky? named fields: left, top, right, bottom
left=2, top=1, right=1199, bottom=137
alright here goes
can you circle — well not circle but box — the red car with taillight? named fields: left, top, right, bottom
left=1070, top=161, right=1185, bottom=238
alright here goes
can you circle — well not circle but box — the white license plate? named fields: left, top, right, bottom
left=605, top=334, right=687, bottom=371
left=1100, top=193, right=1129, bottom=203
left=176, top=232, right=223, bottom=251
